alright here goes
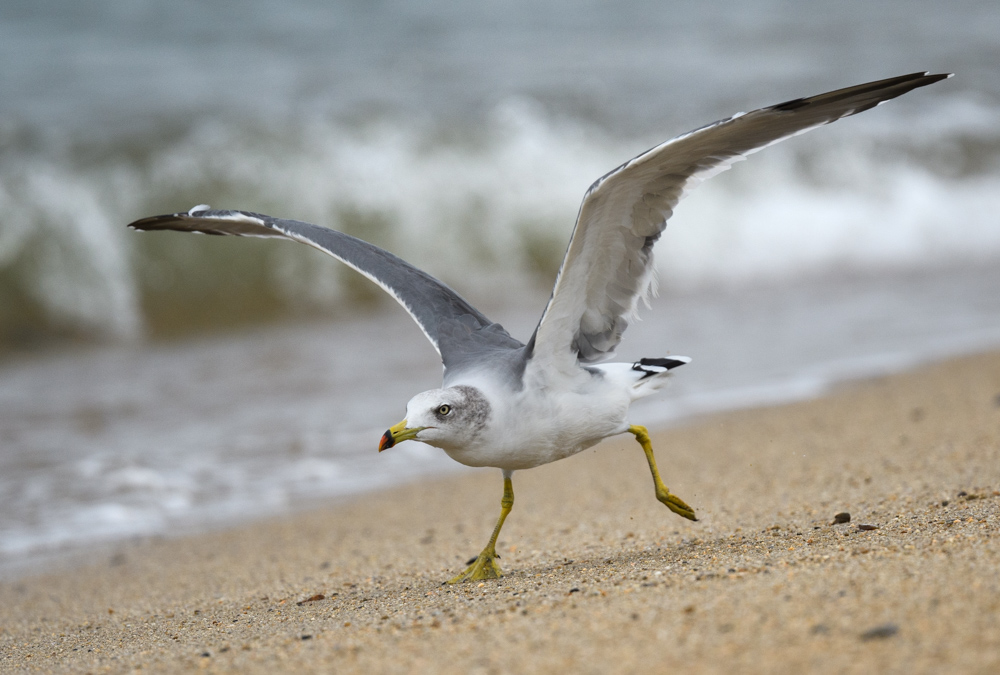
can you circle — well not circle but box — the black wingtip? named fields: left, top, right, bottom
left=126, top=214, right=175, bottom=231
left=768, top=71, right=953, bottom=113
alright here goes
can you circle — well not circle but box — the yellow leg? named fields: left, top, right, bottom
left=629, top=425, right=697, bottom=521
left=446, top=470, right=514, bottom=584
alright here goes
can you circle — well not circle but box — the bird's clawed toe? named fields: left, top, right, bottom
left=446, top=551, right=503, bottom=584
left=657, top=488, right=698, bottom=521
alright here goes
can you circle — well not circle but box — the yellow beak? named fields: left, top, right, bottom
left=378, top=419, right=426, bottom=452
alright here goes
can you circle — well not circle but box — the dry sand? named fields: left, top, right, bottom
left=2, top=351, right=999, bottom=674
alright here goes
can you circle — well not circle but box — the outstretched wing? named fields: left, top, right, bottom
left=128, top=208, right=524, bottom=374
left=528, top=72, right=951, bottom=374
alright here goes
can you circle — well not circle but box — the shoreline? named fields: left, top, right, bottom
left=5, top=259, right=1000, bottom=569
left=2, top=350, right=999, bottom=673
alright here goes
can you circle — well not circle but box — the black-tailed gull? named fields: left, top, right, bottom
left=129, top=72, right=950, bottom=583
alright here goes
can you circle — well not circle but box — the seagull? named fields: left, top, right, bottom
left=129, top=72, right=949, bottom=583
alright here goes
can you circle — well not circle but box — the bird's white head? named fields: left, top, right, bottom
left=378, top=385, right=492, bottom=452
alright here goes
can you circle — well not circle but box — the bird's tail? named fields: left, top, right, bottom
left=626, top=355, right=691, bottom=399
left=631, top=356, right=691, bottom=379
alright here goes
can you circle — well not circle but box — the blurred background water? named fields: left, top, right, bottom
left=1, top=0, right=999, bottom=573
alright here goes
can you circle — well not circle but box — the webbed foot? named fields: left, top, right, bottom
left=446, top=550, right=502, bottom=584
left=656, top=487, right=697, bottom=521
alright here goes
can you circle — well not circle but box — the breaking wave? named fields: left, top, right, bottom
left=1, top=94, right=999, bottom=346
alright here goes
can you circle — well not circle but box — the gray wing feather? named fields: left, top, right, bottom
left=529, top=72, right=951, bottom=372
left=128, top=209, right=524, bottom=375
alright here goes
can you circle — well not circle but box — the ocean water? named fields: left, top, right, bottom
left=1, top=0, right=999, bottom=573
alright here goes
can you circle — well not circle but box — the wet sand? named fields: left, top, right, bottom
left=2, top=351, right=999, bottom=673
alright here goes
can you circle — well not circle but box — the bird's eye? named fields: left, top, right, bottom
left=436, top=404, right=451, bottom=416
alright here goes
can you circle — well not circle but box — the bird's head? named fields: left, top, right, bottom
left=378, top=385, right=492, bottom=452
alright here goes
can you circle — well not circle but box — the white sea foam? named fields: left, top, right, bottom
left=661, top=139, right=1000, bottom=287
left=2, top=97, right=998, bottom=340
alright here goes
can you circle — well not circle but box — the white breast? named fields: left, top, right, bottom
left=441, top=366, right=634, bottom=471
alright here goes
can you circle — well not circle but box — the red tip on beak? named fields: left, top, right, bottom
left=378, top=429, right=395, bottom=452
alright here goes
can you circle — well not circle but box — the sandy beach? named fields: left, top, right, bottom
left=2, top=350, right=998, bottom=674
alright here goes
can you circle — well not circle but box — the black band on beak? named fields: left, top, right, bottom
left=378, top=429, right=395, bottom=451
